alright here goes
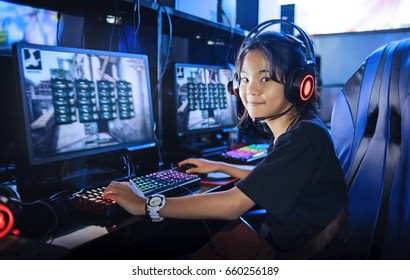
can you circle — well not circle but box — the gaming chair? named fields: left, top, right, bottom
left=330, top=38, right=410, bottom=259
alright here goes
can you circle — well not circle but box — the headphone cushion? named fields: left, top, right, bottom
left=285, top=65, right=315, bottom=103
left=227, top=73, right=240, bottom=96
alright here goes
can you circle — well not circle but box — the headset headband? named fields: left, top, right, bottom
left=245, top=19, right=315, bottom=66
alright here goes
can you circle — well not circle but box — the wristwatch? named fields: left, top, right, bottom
left=146, top=194, right=166, bottom=222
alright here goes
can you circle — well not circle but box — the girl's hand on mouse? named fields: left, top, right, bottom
left=177, top=158, right=220, bottom=174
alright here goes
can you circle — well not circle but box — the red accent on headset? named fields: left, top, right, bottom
left=232, top=86, right=239, bottom=96
left=0, top=204, right=14, bottom=239
left=300, top=74, right=314, bottom=101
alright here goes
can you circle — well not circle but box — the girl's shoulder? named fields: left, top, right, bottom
left=292, top=116, right=331, bottom=142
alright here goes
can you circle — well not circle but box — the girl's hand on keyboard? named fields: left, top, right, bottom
left=103, top=181, right=147, bottom=216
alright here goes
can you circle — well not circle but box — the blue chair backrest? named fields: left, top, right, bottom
left=330, top=38, right=410, bottom=259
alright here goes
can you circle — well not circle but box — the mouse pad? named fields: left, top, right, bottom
left=201, top=172, right=238, bottom=186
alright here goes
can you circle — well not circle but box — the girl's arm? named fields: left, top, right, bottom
left=103, top=181, right=255, bottom=220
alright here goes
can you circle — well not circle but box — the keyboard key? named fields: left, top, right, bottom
left=221, top=143, right=269, bottom=163
left=70, top=169, right=201, bottom=217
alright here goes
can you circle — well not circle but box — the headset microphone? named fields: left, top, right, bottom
left=254, top=105, right=294, bottom=122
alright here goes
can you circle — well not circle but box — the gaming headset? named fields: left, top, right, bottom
left=0, top=184, right=21, bottom=239
left=229, top=19, right=316, bottom=105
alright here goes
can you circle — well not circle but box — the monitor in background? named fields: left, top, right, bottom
left=318, top=85, right=342, bottom=128
left=174, top=63, right=237, bottom=136
left=164, top=63, right=238, bottom=158
left=0, top=1, right=58, bottom=55
left=12, top=43, right=156, bottom=171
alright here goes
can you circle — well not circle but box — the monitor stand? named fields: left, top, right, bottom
left=58, top=156, right=128, bottom=188
left=183, top=132, right=231, bottom=158
left=15, top=152, right=130, bottom=195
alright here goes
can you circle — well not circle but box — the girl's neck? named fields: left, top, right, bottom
left=267, top=108, right=299, bottom=139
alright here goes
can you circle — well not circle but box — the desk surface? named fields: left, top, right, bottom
left=1, top=183, right=233, bottom=259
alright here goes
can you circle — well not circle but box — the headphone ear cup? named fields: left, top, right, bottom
left=227, top=73, right=240, bottom=96
left=233, top=73, right=240, bottom=96
left=0, top=185, right=21, bottom=239
left=285, top=66, right=315, bottom=103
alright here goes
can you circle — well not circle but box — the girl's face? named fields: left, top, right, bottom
left=239, top=50, right=292, bottom=121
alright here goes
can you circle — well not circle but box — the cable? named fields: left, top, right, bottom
left=121, top=151, right=130, bottom=179
left=153, top=122, right=164, bottom=170
left=109, top=0, right=120, bottom=51
left=10, top=197, right=59, bottom=244
left=151, top=2, right=173, bottom=100
left=147, top=2, right=173, bottom=170
left=56, top=11, right=61, bottom=46
left=48, top=189, right=75, bottom=202
left=121, top=149, right=136, bottom=179
left=132, top=0, right=141, bottom=54
left=128, top=150, right=136, bottom=178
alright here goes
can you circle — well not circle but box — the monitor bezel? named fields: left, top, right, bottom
left=12, top=42, right=157, bottom=166
left=173, top=62, right=238, bottom=137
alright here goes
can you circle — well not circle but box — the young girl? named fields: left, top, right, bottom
left=103, top=29, right=351, bottom=259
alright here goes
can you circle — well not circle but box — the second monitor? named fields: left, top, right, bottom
left=162, top=63, right=238, bottom=159
left=174, top=63, right=238, bottom=136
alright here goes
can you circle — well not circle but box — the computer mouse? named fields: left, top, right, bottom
left=175, top=163, right=197, bottom=173
left=175, top=164, right=207, bottom=178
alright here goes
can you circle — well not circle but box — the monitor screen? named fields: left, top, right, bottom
left=12, top=42, right=156, bottom=166
left=0, top=1, right=58, bottom=55
left=174, top=63, right=237, bottom=136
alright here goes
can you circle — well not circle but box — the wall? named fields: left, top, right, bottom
left=256, top=1, right=410, bottom=86
left=258, top=0, right=280, bottom=25
left=313, top=29, right=410, bottom=85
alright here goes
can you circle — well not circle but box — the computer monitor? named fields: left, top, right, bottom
left=12, top=42, right=156, bottom=166
left=0, top=1, right=58, bottom=55
left=174, top=63, right=238, bottom=136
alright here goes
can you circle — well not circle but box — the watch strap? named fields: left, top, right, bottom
left=146, top=194, right=166, bottom=222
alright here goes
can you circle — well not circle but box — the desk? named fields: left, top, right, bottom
left=0, top=183, right=233, bottom=260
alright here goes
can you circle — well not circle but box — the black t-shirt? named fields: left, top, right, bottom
left=237, top=112, right=349, bottom=252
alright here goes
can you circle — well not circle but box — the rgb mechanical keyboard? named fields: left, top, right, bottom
left=220, top=143, right=270, bottom=163
left=70, top=169, right=201, bottom=217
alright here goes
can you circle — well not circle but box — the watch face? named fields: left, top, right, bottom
left=149, top=196, right=163, bottom=207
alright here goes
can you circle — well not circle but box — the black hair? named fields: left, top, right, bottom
left=235, top=31, right=319, bottom=126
